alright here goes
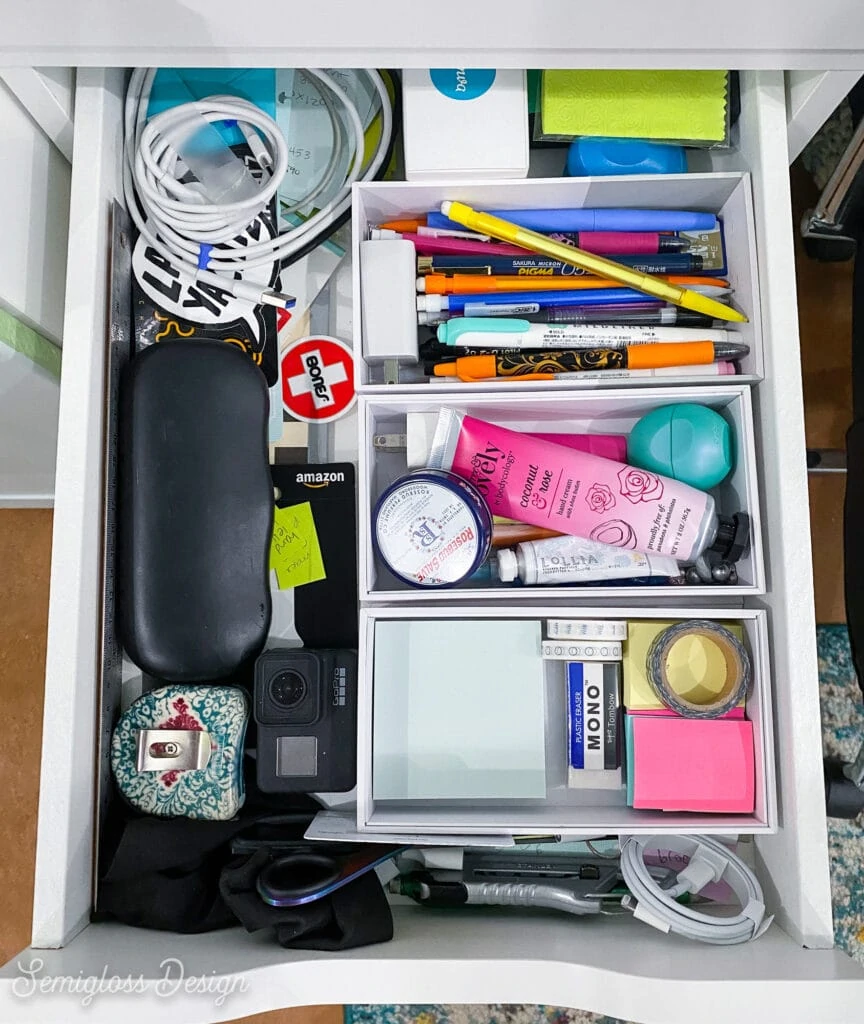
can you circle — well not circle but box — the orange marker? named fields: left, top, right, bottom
left=379, top=218, right=426, bottom=232
left=419, top=273, right=731, bottom=296
left=432, top=342, right=748, bottom=381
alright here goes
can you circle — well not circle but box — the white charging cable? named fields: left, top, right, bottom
left=619, top=835, right=772, bottom=945
left=123, top=67, right=393, bottom=309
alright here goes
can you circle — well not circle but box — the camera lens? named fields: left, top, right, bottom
left=269, top=671, right=308, bottom=710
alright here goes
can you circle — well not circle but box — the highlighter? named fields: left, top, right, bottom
left=432, top=343, right=749, bottom=381
left=439, top=201, right=747, bottom=324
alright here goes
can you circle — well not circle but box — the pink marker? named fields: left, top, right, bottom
left=396, top=234, right=530, bottom=257
left=371, top=230, right=689, bottom=257
left=549, top=231, right=690, bottom=255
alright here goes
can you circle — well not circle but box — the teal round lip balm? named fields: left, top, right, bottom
left=627, top=403, right=733, bottom=490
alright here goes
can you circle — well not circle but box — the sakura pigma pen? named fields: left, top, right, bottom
left=432, top=342, right=750, bottom=381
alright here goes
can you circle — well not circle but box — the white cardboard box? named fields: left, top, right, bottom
left=359, top=385, right=764, bottom=600
left=351, top=171, right=762, bottom=391
left=357, top=605, right=776, bottom=835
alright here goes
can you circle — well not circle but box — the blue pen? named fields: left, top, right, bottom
left=427, top=208, right=717, bottom=234
left=416, top=287, right=728, bottom=316
left=417, top=288, right=652, bottom=315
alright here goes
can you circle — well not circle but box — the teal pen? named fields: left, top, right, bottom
left=437, top=318, right=736, bottom=350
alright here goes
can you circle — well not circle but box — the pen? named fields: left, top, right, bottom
left=432, top=342, right=749, bottom=381
left=428, top=208, right=718, bottom=233
left=417, top=286, right=731, bottom=315
left=371, top=226, right=491, bottom=242
left=380, top=217, right=427, bottom=232
left=394, top=235, right=530, bottom=257
left=436, top=318, right=735, bottom=350
left=400, top=234, right=709, bottom=268
left=432, top=362, right=738, bottom=382
left=416, top=254, right=707, bottom=276
left=420, top=336, right=737, bottom=363
left=379, top=226, right=691, bottom=256
left=548, top=232, right=690, bottom=254
left=439, top=201, right=746, bottom=324
left=417, top=273, right=726, bottom=295
left=417, top=304, right=722, bottom=328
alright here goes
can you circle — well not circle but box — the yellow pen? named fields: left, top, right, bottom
left=439, top=201, right=747, bottom=324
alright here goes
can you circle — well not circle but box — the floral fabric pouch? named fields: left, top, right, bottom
left=111, top=685, right=249, bottom=820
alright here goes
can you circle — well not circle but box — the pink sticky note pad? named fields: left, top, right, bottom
left=631, top=716, right=755, bottom=813
left=632, top=707, right=745, bottom=719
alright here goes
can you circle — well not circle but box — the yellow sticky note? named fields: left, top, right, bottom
left=623, top=620, right=745, bottom=711
left=541, top=70, right=728, bottom=142
left=269, top=502, right=326, bottom=590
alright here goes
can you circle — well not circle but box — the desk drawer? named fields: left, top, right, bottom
left=3, top=67, right=858, bottom=1024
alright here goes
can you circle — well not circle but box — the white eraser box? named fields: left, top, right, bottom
left=401, top=69, right=529, bottom=181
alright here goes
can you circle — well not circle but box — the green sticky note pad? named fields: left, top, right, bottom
left=269, top=502, right=326, bottom=589
left=541, top=70, right=728, bottom=142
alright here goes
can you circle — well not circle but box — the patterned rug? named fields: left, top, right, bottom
left=818, top=623, right=864, bottom=960
left=346, top=625, right=864, bottom=1024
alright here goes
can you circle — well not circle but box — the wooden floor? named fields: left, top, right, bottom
left=794, top=164, right=854, bottom=623
left=0, top=163, right=853, bottom=1023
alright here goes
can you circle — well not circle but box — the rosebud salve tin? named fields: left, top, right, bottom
left=372, top=470, right=493, bottom=587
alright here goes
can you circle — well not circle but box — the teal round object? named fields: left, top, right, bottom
left=627, top=403, right=733, bottom=490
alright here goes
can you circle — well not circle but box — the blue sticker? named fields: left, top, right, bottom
left=197, top=243, right=213, bottom=270
left=429, top=68, right=496, bottom=101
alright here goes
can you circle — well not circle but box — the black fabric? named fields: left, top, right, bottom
left=118, top=340, right=273, bottom=682
left=96, top=805, right=315, bottom=933
left=220, top=848, right=393, bottom=950
left=96, top=800, right=393, bottom=950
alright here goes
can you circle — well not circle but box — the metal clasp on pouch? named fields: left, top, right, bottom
left=136, top=729, right=212, bottom=772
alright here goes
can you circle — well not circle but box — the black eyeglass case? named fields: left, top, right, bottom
left=118, top=340, right=273, bottom=681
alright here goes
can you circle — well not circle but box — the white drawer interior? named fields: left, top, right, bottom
left=359, top=385, right=764, bottom=599
left=22, top=65, right=845, bottom=1014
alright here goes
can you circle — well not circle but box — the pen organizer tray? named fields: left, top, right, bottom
left=111, top=685, right=249, bottom=821
left=352, top=173, right=763, bottom=392
left=358, top=385, right=764, bottom=601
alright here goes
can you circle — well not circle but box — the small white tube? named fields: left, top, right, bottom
left=496, top=535, right=680, bottom=585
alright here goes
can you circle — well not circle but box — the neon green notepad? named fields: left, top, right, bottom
left=541, top=70, right=728, bottom=143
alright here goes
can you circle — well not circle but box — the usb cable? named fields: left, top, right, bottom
left=619, top=834, right=772, bottom=945
left=123, top=66, right=393, bottom=308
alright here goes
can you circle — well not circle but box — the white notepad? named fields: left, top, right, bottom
left=373, top=619, right=547, bottom=800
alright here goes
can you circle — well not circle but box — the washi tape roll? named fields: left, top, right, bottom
left=645, top=619, right=751, bottom=718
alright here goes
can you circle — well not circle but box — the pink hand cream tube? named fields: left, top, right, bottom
left=426, top=410, right=743, bottom=563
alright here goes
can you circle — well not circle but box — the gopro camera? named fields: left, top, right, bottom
left=254, top=648, right=357, bottom=793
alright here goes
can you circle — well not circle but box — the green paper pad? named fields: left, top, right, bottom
left=541, top=70, right=728, bottom=143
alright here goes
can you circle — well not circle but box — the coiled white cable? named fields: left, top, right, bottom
left=619, top=835, right=772, bottom=945
left=123, top=66, right=393, bottom=309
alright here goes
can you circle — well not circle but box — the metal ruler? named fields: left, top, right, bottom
left=94, top=201, right=133, bottom=893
